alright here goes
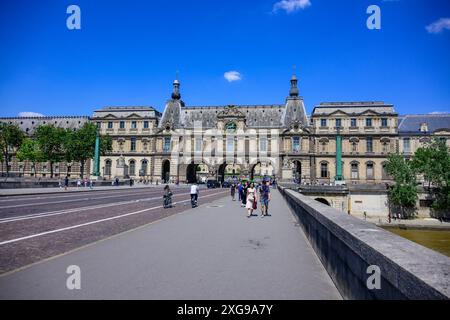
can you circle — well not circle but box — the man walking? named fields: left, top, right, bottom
left=261, top=180, right=271, bottom=217
left=190, top=182, right=199, bottom=208
left=64, top=176, right=69, bottom=191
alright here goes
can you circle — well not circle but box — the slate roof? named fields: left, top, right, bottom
left=312, top=102, right=395, bottom=116
left=92, top=106, right=161, bottom=119
left=181, top=105, right=285, bottom=128
left=398, top=114, right=450, bottom=134
left=0, top=116, right=90, bottom=135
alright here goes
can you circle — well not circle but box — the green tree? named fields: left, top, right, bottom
left=16, top=138, right=44, bottom=175
left=411, top=139, right=450, bottom=216
left=0, top=123, right=25, bottom=177
left=64, top=123, right=112, bottom=178
left=385, top=153, right=418, bottom=219
left=34, top=124, right=67, bottom=178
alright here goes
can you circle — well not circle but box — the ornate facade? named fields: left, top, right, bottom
left=1, top=76, right=449, bottom=186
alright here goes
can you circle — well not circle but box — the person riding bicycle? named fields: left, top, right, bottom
left=190, top=182, right=199, bottom=208
left=163, top=185, right=173, bottom=208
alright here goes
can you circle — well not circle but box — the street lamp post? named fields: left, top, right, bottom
left=93, top=127, right=100, bottom=177
left=335, top=126, right=344, bottom=184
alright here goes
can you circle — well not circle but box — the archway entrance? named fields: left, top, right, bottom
left=315, top=198, right=330, bottom=206
left=250, top=162, right=274, bottom=181
left=218, top=163, right=240, bottom=183
left=162, top=160, right=170, bottom=183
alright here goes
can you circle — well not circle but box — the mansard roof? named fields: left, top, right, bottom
left=0, top=116, right=90, bottom=135
left=181, top=104, right=285, bottom=128
left=398, top=113, right=450, bottom=134
left=92, top=106, right=161, bottom=119
left=312, top=102, right=396, bottom=116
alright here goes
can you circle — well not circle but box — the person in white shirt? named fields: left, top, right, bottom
left=190, top=183, right=199, bottom=207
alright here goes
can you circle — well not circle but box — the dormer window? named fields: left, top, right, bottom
left=420, top=122, right=428, bottom=133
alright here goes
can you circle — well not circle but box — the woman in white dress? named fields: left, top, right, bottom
left=246, top=182, right=257, bottom=217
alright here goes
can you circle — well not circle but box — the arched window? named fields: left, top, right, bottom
left=129, top=160, right=136, bottom=176
left=351, top=162, right=359, bottom=179
left=320, top=162, right=328, bottom=178
left=366, top=162, right=374, bottom=180
left=104, top=159, right=112, bottom=176
left=141, top=160, right=148, bottom=176
left=382, top=162, right=388, bottom=180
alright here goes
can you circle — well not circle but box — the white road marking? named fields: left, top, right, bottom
left=0, top=188, right=165, bottom=203
left=0, top=189, right=166, bottom=209
left=0, top=190, right=227, bottom=246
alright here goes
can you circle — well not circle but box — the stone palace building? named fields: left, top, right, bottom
left=1, top=75, right=449, bottom=216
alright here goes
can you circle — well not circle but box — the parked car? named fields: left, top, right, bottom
left=222, top=181, right=231, bottom=188
left=207, top=180, right=221, bottom=188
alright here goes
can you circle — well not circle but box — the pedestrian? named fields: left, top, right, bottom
left=84, top=178, right=88, bottom=187
left=230, top=183, right=236, bottom=201
left=260, top=180, right=271, bottom=217
left=241, top=181, right=248, bottom=207
left=58, top=178, right=62, bottom=189
left=64, top=176, right=69, bottom=190
left=237, top=182, right=242, bottom=202
left=115, top=177, right=119, bottom=186
left=77, top=178, right=81, bottom=188
left=129, top=178, right=133, bottom=187
left=190, top=182, right=199, bottom=208
left=89, top=179, right=93, bottom=189
left=246, top=182, right=257, bottom=218
left=163, top=185, right=173, bottom=208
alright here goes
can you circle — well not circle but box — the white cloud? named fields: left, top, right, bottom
left=273, top=0, right=311, bottom=14
left=426, top=18, right=450, bottom=34
left=18, top=112, right=44, bottom=117
left=224, top=71, right=242, bottom=82
left=429, top=111, right=449, bottom=115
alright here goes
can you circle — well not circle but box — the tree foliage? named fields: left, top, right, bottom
left=411, top=139, right=450, bottom=216
left=34, top=125, right=67, bottom=178
left=0, top=123, right=25, bottom=176
left=16, top=138, right=44, bottom=165
left=385, top=153, right=418, bottom=218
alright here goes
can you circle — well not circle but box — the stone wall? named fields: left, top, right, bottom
left=278, top=186, right=450, bottom=300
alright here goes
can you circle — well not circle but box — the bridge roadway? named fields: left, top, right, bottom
left=0, top=187, right=341, bottom=299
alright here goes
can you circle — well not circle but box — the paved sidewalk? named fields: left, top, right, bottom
left=0, top=190, right=341, bottom=299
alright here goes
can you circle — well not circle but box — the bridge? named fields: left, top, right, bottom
left=0, top=185, right=448, bottom=299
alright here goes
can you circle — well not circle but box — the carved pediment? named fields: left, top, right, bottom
left=217, top=105, right=245, bottom=119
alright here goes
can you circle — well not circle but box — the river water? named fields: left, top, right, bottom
left=383, top=227, right=450, bottom=257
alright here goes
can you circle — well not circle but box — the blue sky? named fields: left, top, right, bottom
left=0, top=0, right=449, bottom=117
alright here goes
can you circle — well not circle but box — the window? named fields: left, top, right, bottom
left=350, top=118, right=357, bottom=127
left=366, top=118, right=372, bottom=127
left=130, top=138, right=136, bottom=151
left=105, top=160, right=111, bottom=176
left=382, top=142, right=389, bottom=153
left=131, top=121, right=137, bottom=129
left=195, top=138, right=203, bottom=152
left=382, top=163, right=388, bottom=180
left=366, top=163, right=374, bottom=180
left=141, top=160, right=148, bottom=176
left=352, top=142, right=358, bottom=152
left=129, top=160, right=136, bottom=176
left=96, top=122, right=101, bottom=128
left=366, top=137, right=373, bottom=153
left=292, top=137, right=300, bottom=152
left=226, top=137, right=234, bottom=153
left=320, top=119, right=327, bottom=127
left=403, top=138, right=410, bottom=153
left=163, top=137, right=171, bottom=152
left=320, top=162, right=328, bottom=178
left=381, top=118, right=388, bottom=127
left=351, top=163, right=359, bottom=179
left=107, top=121, right=113, bottom=129
left=260, top=138, right=268, bottom=152
left=143, top=121, right=149, bottom=129
left=119, top=121, right=125, bottom=129
left=335, top=119, right=342, bottom=128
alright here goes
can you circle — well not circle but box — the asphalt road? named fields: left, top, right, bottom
left=0, top=188, right=341, bottom=299
left=0, top=186, right=228, bottom=274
